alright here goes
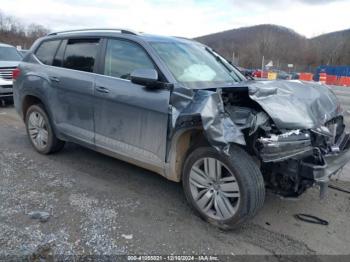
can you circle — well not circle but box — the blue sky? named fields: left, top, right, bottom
left=1, top=0, right=349, bottom=37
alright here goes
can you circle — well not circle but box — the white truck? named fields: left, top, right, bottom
left=0, top=43, right=22, bottom=105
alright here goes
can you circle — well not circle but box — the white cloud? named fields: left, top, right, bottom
left=1, top=0, right=349, bottom=38
left=224, top=0, right=350, bottom=37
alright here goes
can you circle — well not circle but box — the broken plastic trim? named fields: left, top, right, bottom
left=329, top=184, right=350, bottom=194
left=294, top=213, right=329, bottom=226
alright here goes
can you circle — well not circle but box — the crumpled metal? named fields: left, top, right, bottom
left=247, top=80, right=341, bottom=129
left=170, top=84, right=245, bottom=154
left=169, top=79, right=341, bottom=155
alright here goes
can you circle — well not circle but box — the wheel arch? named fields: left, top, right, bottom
left=22, top=95, right=44, bottom=121
left=21, top=93, right=57, bottom=137
left=165, top=127, right=208, bottom=182
left=17, top=69, right=52, bottom=120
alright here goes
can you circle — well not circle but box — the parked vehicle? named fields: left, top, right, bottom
left=291, top=72, right=300, bottom=80
left=274, top=70, right=291, bottom=80
left=0, top=43, right=22, bottom=104
left=13, top=29, right=350, bottom=229
left=252, top=69, right=268, bottom=79
left=19, top=49, right=29, bottom=57
left=240, top=68, right=255, bottom=78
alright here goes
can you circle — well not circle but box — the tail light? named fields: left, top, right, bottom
left=12, top=68, right=21, bottom=80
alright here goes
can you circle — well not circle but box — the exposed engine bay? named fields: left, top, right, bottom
left=221, top=86, right=350, bottom=198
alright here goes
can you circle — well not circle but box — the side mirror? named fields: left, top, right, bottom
left=131, top=68, right=158, bottom=87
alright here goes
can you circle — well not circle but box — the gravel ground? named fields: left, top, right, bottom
left=1, top=87, right=350, bottom=259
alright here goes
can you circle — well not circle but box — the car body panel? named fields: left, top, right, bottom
left=230, top=80, right=340, bottom=130
left=12, top=30, right=350, bottom=196
left=94, top=74, right=170, bottom=165
left=47, top=65, right=96, bottom=144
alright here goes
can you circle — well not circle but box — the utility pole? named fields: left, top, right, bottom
left=261, top=55, right=265, bottom=72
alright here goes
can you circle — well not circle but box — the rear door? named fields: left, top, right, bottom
left=94, top=38, right=170, bottom=167
left=48, top=38, right=101, bottom=144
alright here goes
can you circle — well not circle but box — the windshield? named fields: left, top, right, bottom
left=0, top=46, right=23, bottom=61
left=150, top=41, right=245, bottom=88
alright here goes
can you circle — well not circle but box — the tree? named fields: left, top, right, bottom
left=0, top=10, right=50, bottom=49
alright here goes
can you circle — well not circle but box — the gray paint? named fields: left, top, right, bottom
left=13, top=30, right=345, bottom=182
left=94, top=73, right=170, bottom=163
left=48, top=66, right=96, bottom=144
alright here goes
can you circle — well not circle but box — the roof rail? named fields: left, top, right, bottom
left=47, top=28, right=139, bottom=36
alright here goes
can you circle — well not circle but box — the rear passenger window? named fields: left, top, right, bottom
left=63, top=38, right=100, bottom=73
left=104, top=39, right=155, bottom=79
left=35, top=40, right=61, bottom=65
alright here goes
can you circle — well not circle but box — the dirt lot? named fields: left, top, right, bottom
left=1, top=87, right=350, bottom=259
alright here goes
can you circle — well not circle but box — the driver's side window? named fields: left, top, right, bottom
left=104, top=39, right=155, bottom=80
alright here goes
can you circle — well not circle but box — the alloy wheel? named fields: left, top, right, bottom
left=28, top=110, right=49, bottom=150
left=189, top=157, right=241, bottom=220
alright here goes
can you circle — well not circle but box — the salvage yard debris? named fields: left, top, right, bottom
left=121, top=234, right=133, bottom=240
left=329, top=184, right=350, bottom=194
left=28, top=211, right=50, bottom=223
left=294, top=214, right=329, bottom=226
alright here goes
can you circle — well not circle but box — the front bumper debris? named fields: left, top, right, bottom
left=301, top=138, right=350, bottom=181
left=258, top=130, right=313, bottom=162
left=300, top=133, right=350, bottom=197
left=259, top=123, right=350, bottom=198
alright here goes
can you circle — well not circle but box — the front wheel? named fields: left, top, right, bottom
left=182, top=145, right=265, bottom=229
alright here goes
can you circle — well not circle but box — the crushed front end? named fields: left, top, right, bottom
left=221, top=81, right=350, bottom=198
left=257, top=116, right=350, bottom=197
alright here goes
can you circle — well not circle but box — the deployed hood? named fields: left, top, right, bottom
left=0, top=61, right=20, bottom=68
left=245, top=80, right=341, bottom=130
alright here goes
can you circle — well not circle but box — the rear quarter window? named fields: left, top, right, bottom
left=35, top=40, right=61, bottom=65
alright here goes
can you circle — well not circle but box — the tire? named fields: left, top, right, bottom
left=25, top=104, right=65, bottom=154
left=4, top=96, right=14, bottom=105
left=182, top=145, right=265, bottom=229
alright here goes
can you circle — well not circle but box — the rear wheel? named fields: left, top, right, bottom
left=182, top=145, right=265, bottom=229
left=25, top=104, right=65, bottom=154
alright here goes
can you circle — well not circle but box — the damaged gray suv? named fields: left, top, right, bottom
left=13, top=29, right=350, bottom=229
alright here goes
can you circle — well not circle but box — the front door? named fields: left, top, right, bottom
left=94, top=38, right=170, bottom=167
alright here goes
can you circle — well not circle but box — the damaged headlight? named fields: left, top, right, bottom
left=258, top=130, right=313, bottom=162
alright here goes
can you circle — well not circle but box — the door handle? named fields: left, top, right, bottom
left=49, top=76, right=60, bottom=83
left=96, top=86, right=110, bottom=93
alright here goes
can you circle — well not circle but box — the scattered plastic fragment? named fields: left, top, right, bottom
left=28, top=211, right=50, bottom=222
left=121, top=234, right=133, bottom=240
left=294, top=213, right=329, bottom=226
